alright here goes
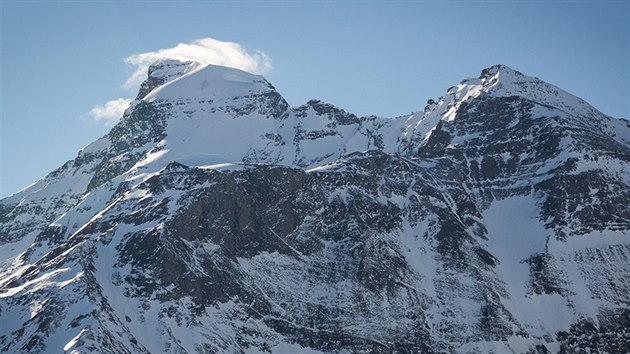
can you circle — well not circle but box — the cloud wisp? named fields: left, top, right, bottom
left=123, top=38, right=273, bottom=89
left=88, top=98, right=132, bottom=126
left=87, top=38, right=272, bottom=125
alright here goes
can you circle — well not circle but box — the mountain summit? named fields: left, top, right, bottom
left=1, top=62, right=629, bottom=353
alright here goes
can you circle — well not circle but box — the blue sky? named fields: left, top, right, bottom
left=1, top=0, right=628, bottom=198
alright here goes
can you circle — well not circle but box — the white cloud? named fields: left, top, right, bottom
left=123, top=37, right=273, bottom=89
left=88, top=98, right=132, bottom=126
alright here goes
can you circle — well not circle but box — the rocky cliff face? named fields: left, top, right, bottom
left=1, top=61, right=629, bottom=353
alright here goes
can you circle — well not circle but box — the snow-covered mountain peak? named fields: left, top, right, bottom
left=479, top=63, right=522, bottom=80
left=407, top=64, right=614, bottom=146
left=476, top=63, right=548, bottom=96
left=474, top=64, right=607, bottom=124
left=444, top=64, right=533, bottom=104
left=136, top=59, right=202, bottom=100
left=149, top=59, right=200, bottom=80
left=142, top=63, right=276, bottom=102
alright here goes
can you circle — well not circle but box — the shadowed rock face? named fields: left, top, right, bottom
left=1, top=63, right=629, bottom=353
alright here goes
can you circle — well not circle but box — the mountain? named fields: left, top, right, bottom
left=1, top=61, right=629, bottom=353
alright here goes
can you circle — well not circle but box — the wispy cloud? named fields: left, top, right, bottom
left=123, top=38, right=273, bottom=89
left=88, top=98, right=132, bottom=126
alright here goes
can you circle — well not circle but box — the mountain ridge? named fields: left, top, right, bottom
left=1, top=61, right=629, bottom=353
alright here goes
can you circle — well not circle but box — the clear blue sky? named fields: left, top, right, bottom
left=1, top=1, right=628, bottom=198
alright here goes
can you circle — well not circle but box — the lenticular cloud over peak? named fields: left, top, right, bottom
left=123, top=37, right=273, bottom=89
